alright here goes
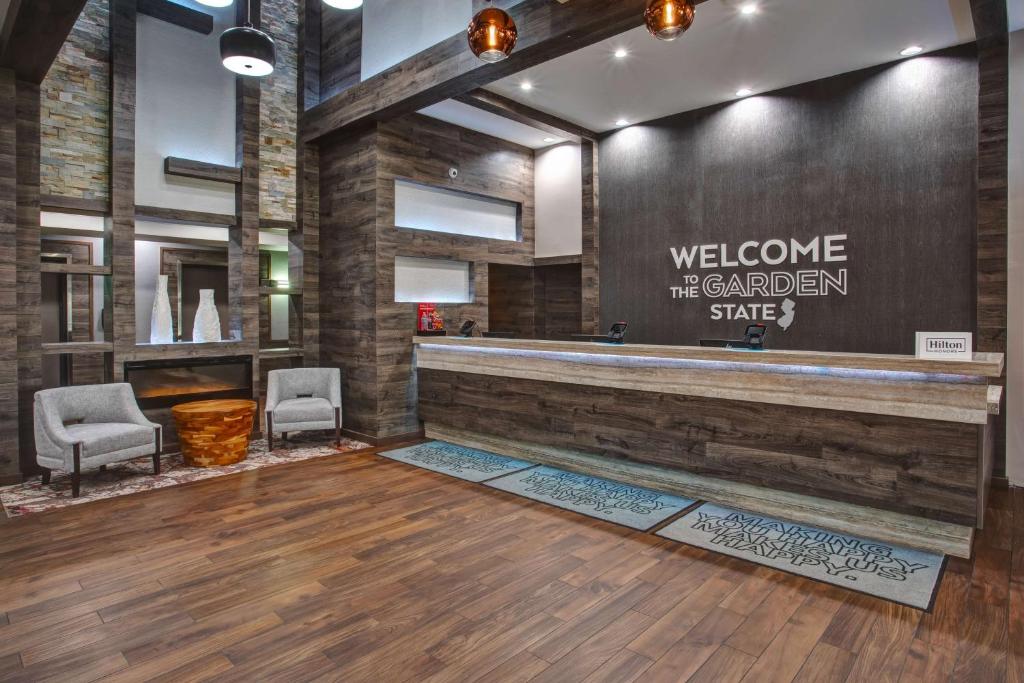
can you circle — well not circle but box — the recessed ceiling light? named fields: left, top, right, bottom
left=322, top=0, right=363, bottom=8
left=196, top=0, right=233, bottom=6
left=735, top=88, right=753, bottom=97
left=615, top=119, right=630, bottom=127
left=543, top=137, right=556, bottom=143
left=900, top=45, right=923, bottom=56
left=614, top=48, right=628, bottom=59
left=740, top=3, right=758, bottom=15
left=520, top=82, right=533, bottom=91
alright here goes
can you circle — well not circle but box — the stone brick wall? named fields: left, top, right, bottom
left=40, top=0, right=110, bottom=201
left=260, top=0, right=298, bottom=222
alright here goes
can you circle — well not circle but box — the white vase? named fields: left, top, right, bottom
left=150, top=274, right=174, bottom=344
left=192, top=289, right=222, bottom=343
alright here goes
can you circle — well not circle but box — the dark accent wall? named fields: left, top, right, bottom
left=598, top=46, right=979, bottom=354
left=320, top=5, right=361, bottom=101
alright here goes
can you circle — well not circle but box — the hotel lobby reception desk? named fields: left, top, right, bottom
left=414, top=338, right=1005, bottom=558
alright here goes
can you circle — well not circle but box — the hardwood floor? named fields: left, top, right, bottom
left=0, top=443, right=1020, bottom=682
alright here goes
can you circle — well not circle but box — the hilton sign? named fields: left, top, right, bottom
left=915, top=332, right=973, bottom=360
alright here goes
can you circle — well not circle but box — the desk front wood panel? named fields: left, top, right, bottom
left=418, top=369, right=982, bottom=526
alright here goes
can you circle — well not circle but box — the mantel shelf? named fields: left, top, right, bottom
left=41, top=342, right=114, bottom=356
left=259, top=348, right=305, bottom=359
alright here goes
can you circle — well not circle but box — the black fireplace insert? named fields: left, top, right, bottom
left=124, top=355, right=253, bottom=409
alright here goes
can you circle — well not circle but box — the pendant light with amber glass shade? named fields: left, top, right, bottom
left=644, top=0, right=696, bottom=41
left=468, top=1, right=518, bottom=63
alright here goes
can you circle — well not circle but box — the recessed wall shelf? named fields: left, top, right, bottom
left=534, top=255, right=582, bottom=267
left=259, top=218, right=297, bottom=232
left=41, top=342, right=114, bottom=356
left=39, top=262, right=112, bottom=276
left=40, top=194, right=109, bottom=217
left=164, top=157, right=241, bottom=185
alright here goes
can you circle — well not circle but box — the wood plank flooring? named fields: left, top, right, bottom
left=0, top=443, right=1020, bottom=682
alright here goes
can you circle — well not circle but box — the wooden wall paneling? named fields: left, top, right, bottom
left=301, top=0, right=670, bottom=141
left=109, top=0, right=136, bottom=380
left=233, top=0, right=263, bottom=401
left=0, top=0, right=91, bottom=83
left=319, top=4, right=361, bottom=101
left=15, top=78, right=41, bottom=476
left=971, top=0, right=1009, bottom=475
left=580, top=139, right=599, bottom=334
left=372, top=115, right=535, bottom=438
left=295, top=0, right=319, bottom=362
left=0, top=69, right=19, bottom=482
left=40, top=194, right=109, bottom=216
left=301, top=0, right=320, bottom=111
left=418, top=369, right=983, bottom=526
left=489, top=264, right=537, bottom=338
left=319, top=126, right=379, bottom=439
left=536, top=263, right=583, bottom=340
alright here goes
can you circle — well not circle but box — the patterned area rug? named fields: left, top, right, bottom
left=0, top=434, right=371, bottom=518
left=657, top=503, right=945, bottom=610
left=378, top=440, right=534, bottom=483
left=485, top=465, right=696, bottom=531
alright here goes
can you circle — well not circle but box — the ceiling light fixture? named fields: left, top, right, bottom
left=740, top=3, right=758, bottom=15
left=735, top=88, right=753, bottom=97
left=520, top=81, right=533, bottom=91
left=196, top=0, right=233, bottom=7
left=615, top=119, right=630, bottom=127
left=644, top=0, right=696, bottom=42
left=614, top=48, right=629, bottom=58
left=220, top=0, right=276, bottom=77
left=322, top=0, right=363, bottom=8
left=543, top=137, right=556, bottom=143
left=468, top=1, right=518, bottom=63
left=900, top=45, right=924, bottom=56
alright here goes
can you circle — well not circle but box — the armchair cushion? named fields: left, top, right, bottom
left=273, top=397, right=334, bottom=425
left=66, top=423, right=154, bottom=459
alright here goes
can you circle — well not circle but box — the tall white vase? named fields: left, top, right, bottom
left=192, top=289, right=222, bottom=343
left=150, top=274, right=174, bottom=344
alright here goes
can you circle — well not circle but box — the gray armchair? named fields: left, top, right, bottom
left=34, top=383, right=162, bottom=497
left=265, top=368, right=342, bottom=450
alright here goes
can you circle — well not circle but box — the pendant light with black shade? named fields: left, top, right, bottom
left=220, top=0, right=276, bottom=77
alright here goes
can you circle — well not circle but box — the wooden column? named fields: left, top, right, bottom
left=0, top=69, right=20, bottom=482
left=234, top=0, right=262, bottom=395
left=295, top=0, right=320, bottom=364
left=15, top=78, right=41, bottom=477
left=109, top=0, right=137, bottom=379
left=581, top=139, right=600, bottom=334
left=972, top=0, right=1009, bottom=474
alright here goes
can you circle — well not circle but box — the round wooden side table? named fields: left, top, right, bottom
left=172, top=399, right=257, bottom=467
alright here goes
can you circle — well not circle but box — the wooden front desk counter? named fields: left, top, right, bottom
left=414, top=337, right=1005, bottom=558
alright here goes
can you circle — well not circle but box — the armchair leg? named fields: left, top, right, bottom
left=267, top=413, right=274, bottom=452
left=41, top=468, right=51, bottom=485
left=99, top=465, right=106, bottom=472
left=71, top=444, right=81, bottom=498
left=335, top=407, right=341, bottom=447
left=152, top=428, right=162, bottom=475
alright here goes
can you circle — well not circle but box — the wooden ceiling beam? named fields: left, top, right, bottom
left=454, top=88, right=597, bottom=143
left=0, top=0, right=90, bottom=83
left=969, top=0, right=1008, bottom=42
left=302, top=0, right=710, bottom=142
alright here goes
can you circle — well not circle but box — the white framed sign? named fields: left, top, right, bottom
left=915, top=332, right=972, bottom=360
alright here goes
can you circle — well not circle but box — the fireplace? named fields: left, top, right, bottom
left=125, top=355, right=253, bottom=409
